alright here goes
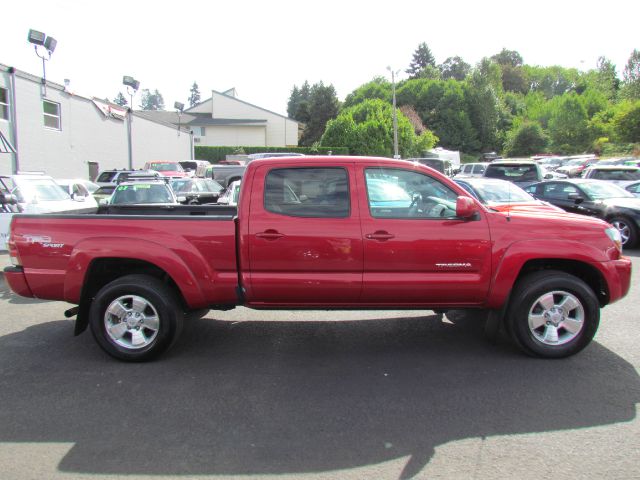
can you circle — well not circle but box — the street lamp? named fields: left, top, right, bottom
left=28, top=29, right=57, bottom=97
left=386, top=66, right=400, bottom=159
left=174, top=101, right=184, bottom=136
left=122, top=75, right=140, bottom=169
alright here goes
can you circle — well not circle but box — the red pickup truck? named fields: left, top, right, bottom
left=4, top=156, right=632, bottom=361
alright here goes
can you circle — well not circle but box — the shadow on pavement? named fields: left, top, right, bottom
left=0, top=311, right=638, bottom=479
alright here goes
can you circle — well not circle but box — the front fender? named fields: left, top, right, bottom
left=64, top=237, right=208, bottom=308
left=486, top=239, right=609, bottom=309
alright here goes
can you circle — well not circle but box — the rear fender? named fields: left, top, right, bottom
left=64, top=237, right=207, bottom=307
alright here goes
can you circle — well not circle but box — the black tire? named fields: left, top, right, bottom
left=608, top=216, right=638, bottom=248
left=506, top=270, right=600, bottom=358
left=89, top=274, right=184, bottom=362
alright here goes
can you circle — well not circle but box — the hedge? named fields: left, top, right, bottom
left=195, top=146, right=349, bottom=163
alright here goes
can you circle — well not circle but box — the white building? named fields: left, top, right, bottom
left=143, top=88, right=299, bottom=148
left=0, top=63, right=192, bottom=179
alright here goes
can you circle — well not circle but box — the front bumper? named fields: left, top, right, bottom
left=601, top=257, right=632, bottom=304
left=3, top=266, right=35, bottom=298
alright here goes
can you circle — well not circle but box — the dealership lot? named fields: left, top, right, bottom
left=0, top=253, right=638, bottom=480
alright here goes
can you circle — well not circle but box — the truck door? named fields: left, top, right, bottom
left=245, top=164, right=363, bottom=305
left=358, top=165, right=492, bottom=306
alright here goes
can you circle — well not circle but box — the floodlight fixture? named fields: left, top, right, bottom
left=28, top=29, right=57, bottom=97
left=122, top=76, right=140, bottom=91
left=174, top=101, right=184, bottom=112
left=386, top=66, right=400, bottom=159
left=44, top=36, right=57, bottom=54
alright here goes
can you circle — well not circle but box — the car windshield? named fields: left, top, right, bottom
left=469, top=182, right=534, bottom=203
left=566, top=159, right=589, bottom=166
left=148, top=162, right=184, bottom=172
left=485, top=164, right=538, bottom=182
left=96, top=171, right=119, bottom=182
left=110, top=184, right=174, bottom=204
left=13, top=178, right=71, bottom=202
left=579, top=182, right=634, bottom=199
left=591, top=169, right=640, bottom=181
left=172, top=179, right=223, bottom=193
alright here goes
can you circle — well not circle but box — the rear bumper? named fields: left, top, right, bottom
left=3, top=266, right=35, bottom=298
left=601, top=257, right=632, bottom=304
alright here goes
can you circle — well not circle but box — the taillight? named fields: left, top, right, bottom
left=7, top=234, right=21, bottom=267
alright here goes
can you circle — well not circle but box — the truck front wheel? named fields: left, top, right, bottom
left=89, top=275, right=184, bottom=362
left=506, top=270, right=599, bottom=358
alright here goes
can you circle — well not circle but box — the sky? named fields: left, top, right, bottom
left=2, top=0, right=638, bottom=117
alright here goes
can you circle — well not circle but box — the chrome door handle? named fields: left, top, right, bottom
left=365, top=231, right=395, bottom=241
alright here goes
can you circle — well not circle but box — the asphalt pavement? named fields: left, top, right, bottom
left=0, top=253, right=638, bottom=480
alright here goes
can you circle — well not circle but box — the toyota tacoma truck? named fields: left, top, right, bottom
left=4, top=156, right=632, bottom=361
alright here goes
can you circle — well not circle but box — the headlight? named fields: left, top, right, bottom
left=605, top=227, right=622, bottom=253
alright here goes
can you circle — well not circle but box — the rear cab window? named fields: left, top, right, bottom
left=264, top=167, right=350, bottom=218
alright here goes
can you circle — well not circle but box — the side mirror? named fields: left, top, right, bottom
left=73, top=194, right=86, bottom=202
left=456, top=195, right=478, bottom=219
left=99, top=199, right=109, bottom=206
left=568, top=193, right=584, bottom=204
left=177, top=195, right=187, bottom=203
left=544, top=173, right=554, bottom=179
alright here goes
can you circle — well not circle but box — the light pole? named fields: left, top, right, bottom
left=27, top=29, right=57, bottom=97
left=122, top=76, right=139, bottom=169
left=387, top=66, right=400, bottom=159
left=174, top=101, right=184, bottom=136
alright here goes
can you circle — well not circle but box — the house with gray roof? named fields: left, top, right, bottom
left=144, top=88, right=299, bottom=148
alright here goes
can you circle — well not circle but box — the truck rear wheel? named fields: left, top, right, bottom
left=506, top=270, right=599, bottom=358
left=89, top=274, right=184, bottom=362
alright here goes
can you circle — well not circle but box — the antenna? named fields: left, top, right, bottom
left=506, top=178, right=511, bottom=222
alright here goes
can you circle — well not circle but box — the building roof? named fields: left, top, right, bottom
left=135, top=110, right=267, bottom=127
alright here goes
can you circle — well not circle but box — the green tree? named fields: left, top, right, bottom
left=465, top=59, right=503, bottom=151
left=583, top=56, right=620, bottom=101
left=321, top=99, right=435, bottom=157
left=548, top=93, right=590, bottom=152
left=188, top=82, right=201, bottom=107
left=113, top=92, right=128, bottom=107
left=406, top=42, right=436, bottom=79
left=342, top=77, right=391, bottom=108
left=524, top=65, right=581, bottom=99
left=139, top=89, right=165, bottom=111
left=503, top=120, right=548, bottom=157
left=622, top=49, right=640, bottom=100
left=439, top=56, right=471, bottom=81
left=491, top=48, right=524, bottom=67
left=300, top=82, right=340, bottom=146
left=613, top=100, right=640, bottom=142
left=287, top=81, right=311, bottom=123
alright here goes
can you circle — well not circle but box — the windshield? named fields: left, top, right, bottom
left=485, top=164, right=538, bottom=182
left=470, top=182, right=534, bottom=203
left=147, top=162, right=184, bottom=172
left=591, top=169, right=640, bottom=181
left=579, top=182, right=634, bottom=199
left=110, top=184, right=175, bottom=204
left=172, top=179, right=223, bottom=194
left=13, top=178, right=71, bottom=202
left=566, top=159, right=589, bottom=166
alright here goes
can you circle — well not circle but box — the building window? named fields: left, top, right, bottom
left=43, top=99, right=61, bottom=130
left=0, top=87, right=9, bottom=120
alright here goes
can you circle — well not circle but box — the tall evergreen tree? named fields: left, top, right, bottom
left=113, top=92, right=128, bottom=107
left=300, top=82, right=340, bottom=146
left=622, top=49, right=640, bottom=100
left=406, top=42, right=436, bottom=78
left=286, top=81, right=312, bottom=123
left=139, top=89, right=165, bottom=111
left=188, top=82, right=201, bottom=107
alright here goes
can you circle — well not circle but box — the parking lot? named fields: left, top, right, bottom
left=0, top=253, right=638, bottom=480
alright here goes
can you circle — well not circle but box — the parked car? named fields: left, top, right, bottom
left=454, top=178, right=563, bottom=214
left=555, top=156, right=597, bottom=178
left=0, top=173, right=96, bottom=214
left=624, top=181, right=640, bottom=198
left=55, top=178, right=99, bottom=209
left=454, top=162, right=490, bottom=178
left=535, top=156, right=570, bottom=172
left=596, top=157, right=636, bottom=167
left=581, top=166, right=640, bottom=184
left=525, top=179, right=640, bottom=247
left=216, top=179, right=242, bottom=206
left=5, top=156, right=631, bottom=361
left=106, top=178, right=181, bottom=206
left=479, top=152, right=502, bottom=162
left=406, top=158, right=454, bottom=176
left=178, top=160, right=210, bottom=176
left=170, top=178, right=224, bottom=204
left=95, top=169, right=160, bottom=187
left=143, top=161, right=188, bottom=178
left=92, top=185, right=117, bottom=203
left=483, top=161, right=560, bottom=189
